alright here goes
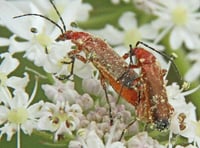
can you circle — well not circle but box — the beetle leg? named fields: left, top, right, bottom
left=57, top=47, right=89, bottom=80
left=57, top=56, right=75, bottom=80
left=119, top=118, right=136, bottom=141
left=100, top=74, right=113, bottom=126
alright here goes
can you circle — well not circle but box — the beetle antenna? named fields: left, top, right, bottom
left=49, top=0, right=66, bottom=32
left=13, top=14, right=64, bottom=35
left=13, top=0, right=67, bottom=35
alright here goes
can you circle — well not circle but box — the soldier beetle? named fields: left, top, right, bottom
left=14, top=0, right=176, bottom=130
left=56, top=30, right=139, bottom=125
left=123, top=43, right=175, bottom=130
left=56, top=30, right=139, bottom=105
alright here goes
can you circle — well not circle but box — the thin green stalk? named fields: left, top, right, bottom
left=17, top=125, right=21, bottom=148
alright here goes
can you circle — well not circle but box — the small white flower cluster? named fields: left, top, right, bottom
left=0, top=0, right=200, bottom=148
left=167, top=83, right=200, bottom=148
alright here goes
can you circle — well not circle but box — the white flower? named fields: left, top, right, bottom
left=0, top=53, right=19, bottom=78
left=0, top=52, right=30, bottom=92
left=6, top=73, right=29, bottom=91
left=167, top=83, right=200, bottom=145
left=0, top=80, right=43, bottom=141
left=0, top=0, right=92, bottom=40
left=91, top=11, right=159, bottom=50
left=0, top=37, right=10, bottom=46
left=76, top=93, right=94, bottom=111
left=89, top=11, right=167, bottom=67
left=69, top=121, right=125, bottom=148
left=170, top=105, right=196, bottom=141
left=31, top=0, right=92, bottom=25
left=82, top=78, right=104, bottom=97
left=42, top=79, right=80, bottom=103
left=127, top=132, right=165, bottom=148
left=38, top=101, right=82, bottom=141
left=151, top=0, right=200, bottom=49
left=0, top=35, right=29, bottom=54
left=0, top=53, right=30, bottom=89
left=73, top=59, right=94, bottom=79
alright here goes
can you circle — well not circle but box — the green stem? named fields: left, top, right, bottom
left=17, top=125, right=21, bottom=148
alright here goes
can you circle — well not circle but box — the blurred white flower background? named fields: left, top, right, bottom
left=0, top=0, right=200, bottom=148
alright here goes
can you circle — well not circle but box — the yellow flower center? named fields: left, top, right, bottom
left=172, top=6, right=188, bottom=26
left=36, top=33, right=52, bottom=48
left=51, top=111, right=73, bottom=129
left=124, top=28, right=141, bottom=47
left=8, top=108, right=28, bottom=124
left=35, top=4, right=65, bottom=50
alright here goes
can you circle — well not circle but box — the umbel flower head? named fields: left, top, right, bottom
left=0, top=0, right=200, bottom=148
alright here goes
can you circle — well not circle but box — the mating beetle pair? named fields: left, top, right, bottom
left=14, top=0, right=179, bottom=131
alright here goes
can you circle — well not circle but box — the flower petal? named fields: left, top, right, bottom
left=0, top=123, right=17, bottom=141
left=86, top=130, right=104, bottom=148
left=0, top=53, right=19, bottom=74
left=7, top=35, right=30, bottom=53
left=21, top=120, right=35, bottom=135
left=140, top=24, right=158, bottom=40
left=90, top=24, right=124, bottom=45
left=118, top=12, right=137, bottom=31
left=109, top=142, right=125, bottom=148
left=0, top=106, right=9, bottom=125
left=185, top=62, right=200, bottom=82
left=0, top=37, right=10, bottom=46
left=0, top=0, right=33, bottom=39
left=27, top=100, right=44, bottom=119
left=11, top=90, right=29, bottom=109
left=170, top=27, right=183, bottom=49
left=6, top=73, right=29, bottom=90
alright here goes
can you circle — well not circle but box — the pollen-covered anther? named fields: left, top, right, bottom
left=182, top=81, right=190, bottom=90
left=52, top=117, right=59, bottom=124
left=65, top=120, right=71, bottom=128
